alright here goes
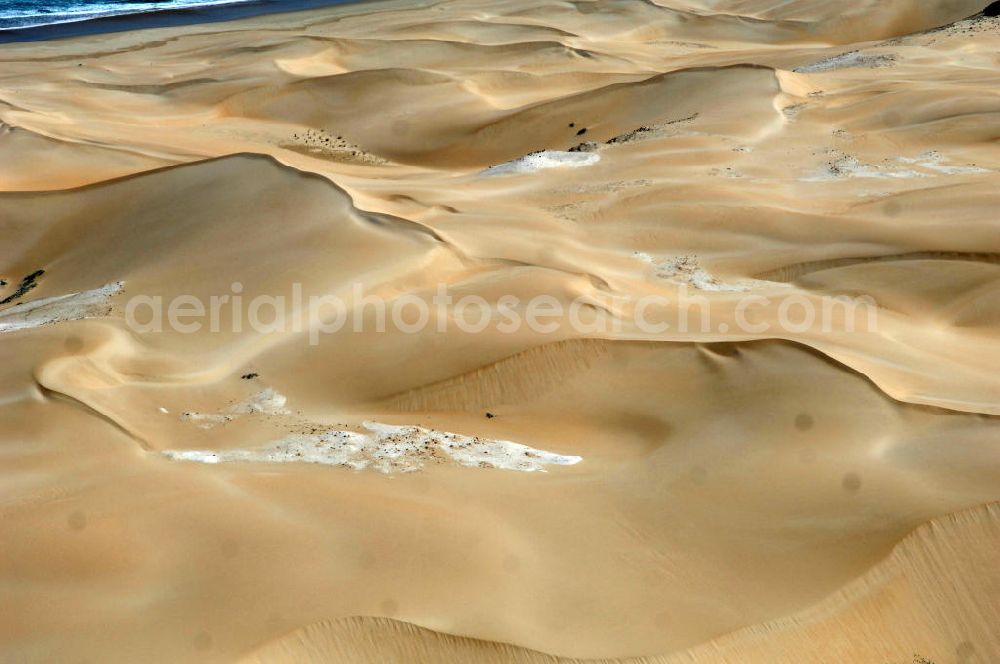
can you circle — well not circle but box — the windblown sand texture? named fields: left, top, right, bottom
left=1, top=1, right=999, bottom=662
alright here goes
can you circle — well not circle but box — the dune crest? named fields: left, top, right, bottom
left=242, top=503, right=1000, bottom=664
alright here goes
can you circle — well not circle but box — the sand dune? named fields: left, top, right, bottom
left=2, top=0, right=999, bottom=662
left=244, top=502, right=1000, bottom=664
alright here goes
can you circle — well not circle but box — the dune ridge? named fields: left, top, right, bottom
left=243, top=502, right=1000, bottom=664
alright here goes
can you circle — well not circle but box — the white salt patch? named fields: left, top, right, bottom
left=897, top=151, right=989, bottom=175
left=180, top=388, right=291, bottom=429
left=635, top=253, right=755, bottom=292
left=810, top=155, right=925, bottom=181
left=794, top=51, right=895, bottom=73
left=163, top=421, right=582, bottom=474
left=0, top=281, right=123, bottom=334
left=168, top=450, right=222, bottom=464
left=481, top=150, right=600, bottom=176
left=805, top=151, right=989, bottom=182
left=180, top=412, right=232, bottom=429
left=229, top=388, right=289, bottom=415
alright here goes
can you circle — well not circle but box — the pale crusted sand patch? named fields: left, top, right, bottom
left=164, top=421, right=581, bottom=474
left=634, top=252, right=769, bottom=292
left=180, top=387, right=290, bottom=428
left=793, top=50, right=897, bottom=73
left=804, top=150, right=991, bottom=181
left=481, top=150, right=600, bottom=176
left=0, top=281, right=123, bottom=334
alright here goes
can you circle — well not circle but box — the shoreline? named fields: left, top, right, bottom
left=0, top=0, right=369, bottom=43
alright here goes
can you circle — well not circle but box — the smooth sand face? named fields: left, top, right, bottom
left=2, top=1, right=1000, bottom=663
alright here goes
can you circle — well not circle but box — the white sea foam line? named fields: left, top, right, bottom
left=0, top=0, right=258, bottom=31
left=164, top=421, right=582, bottom=474
left=0, top=281, right=123, bottom=334
left=481, top=150, right=600, bottom=176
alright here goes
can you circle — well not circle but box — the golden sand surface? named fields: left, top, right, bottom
left=1, top=1, right=999, bottom=662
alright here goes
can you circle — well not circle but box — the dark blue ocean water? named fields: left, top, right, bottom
left=0, top=0, right=262, bottom=30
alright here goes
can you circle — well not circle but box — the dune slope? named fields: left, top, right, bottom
left=1, top=1, right=999, bottom=663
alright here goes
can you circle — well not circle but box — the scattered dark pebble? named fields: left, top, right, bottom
left=602, top=114, right=698, bottom=147
left=607, top=125, right=655, bottom=145
left=576, top=127, right=588, bottom=136
left=485, top=412, right=495, bottom=419
left=241, top=373, right=259, bottom=380
left=0, top=269, right=45, bottom=306
left=568, top=141, right=599, bottom=153
left=568, top=122, right=575, bottom=128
